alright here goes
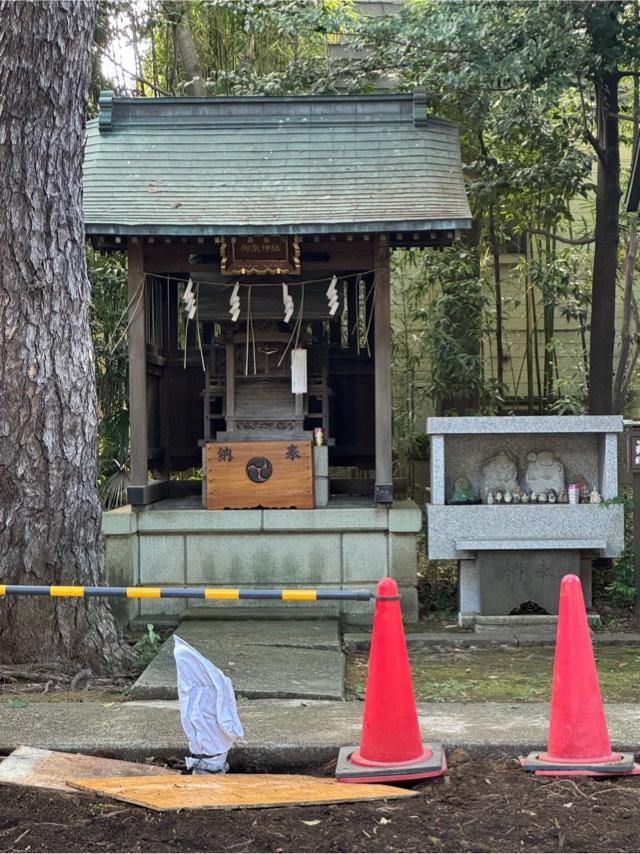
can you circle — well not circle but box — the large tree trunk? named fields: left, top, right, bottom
left=169, top=0, right=206, bottom=96
left=588, top=70, right=621, bottom=415
left=0, top=1, right=134, bottom=674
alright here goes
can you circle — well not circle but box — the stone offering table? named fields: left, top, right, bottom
left=426, top=416, right=625, bottom=623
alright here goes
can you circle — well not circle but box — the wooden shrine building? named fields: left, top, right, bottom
left=84, top=91, right=471, bottom=624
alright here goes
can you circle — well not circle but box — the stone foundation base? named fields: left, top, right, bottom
left=458, top=550, right=593, bottom=621
left=103, top=500, right=421, bottom=626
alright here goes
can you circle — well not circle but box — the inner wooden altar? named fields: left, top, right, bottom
left=203, top=311, right=330, bottom=444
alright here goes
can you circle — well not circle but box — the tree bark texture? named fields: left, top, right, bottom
left=0, top=1, right=133, bottom=674
left=613, top=214, right=638, bottom=412
left=588, top=70, right=621, bottom=415
left=170, top=1, right=206, bottom=96
left=487, top=205, right=504, bottom=395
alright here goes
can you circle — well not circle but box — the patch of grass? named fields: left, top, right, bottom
left=132, top=623, right=162, bottom=669
left=345, top=645, right=640, bottom=703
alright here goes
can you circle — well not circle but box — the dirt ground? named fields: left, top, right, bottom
left=1, top=752, right=640, bottom=853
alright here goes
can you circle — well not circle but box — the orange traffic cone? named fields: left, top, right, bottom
left=521, top=573, right=639, bottom=776
left=335, top=577, right=446, bottom=783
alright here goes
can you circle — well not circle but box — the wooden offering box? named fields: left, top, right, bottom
left=205, top=440, right=314, bottom=510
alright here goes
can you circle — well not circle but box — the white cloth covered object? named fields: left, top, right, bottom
left=173, top=635, right=244, bottom=773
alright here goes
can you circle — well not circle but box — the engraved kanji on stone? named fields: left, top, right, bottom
left=217, top=446, right=234, bottom=462
left=285, top=444, right=301, bottom=461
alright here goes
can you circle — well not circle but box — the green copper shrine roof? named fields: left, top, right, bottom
left=83, top=91, right=471, bottom=237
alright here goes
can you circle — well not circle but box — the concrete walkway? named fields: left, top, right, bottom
left=131, top=620, right=344, bottom=701
left=0, top=700, right=638, bottom=769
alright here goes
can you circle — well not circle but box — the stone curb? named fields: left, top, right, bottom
left=0, top=700, right=638, bottom=771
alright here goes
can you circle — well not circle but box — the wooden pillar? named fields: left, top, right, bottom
left=127, top=241, right=148, bottom=488
left=374, top=234, right=393, bottom=504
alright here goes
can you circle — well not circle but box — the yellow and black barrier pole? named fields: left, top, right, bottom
left=0, top=585, right=374, bottom=602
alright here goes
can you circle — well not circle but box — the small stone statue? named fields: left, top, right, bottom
left=558, top=488, right=568, bottom=504
left=481, top=451, right=520, bottom=498
left=495, top=490, right=504, bottom=504
left=525, top=450, right=565, bottom=495
left=548, top=489, right=557, bottom=504
left=487, top=491, right=495, bottom=505
left=450, top=477, right=477, bottom=504
left=530, top=491, right=538, bottom=503
left=590, top=488, right=602, bottom=504
left=538, top=491, right=548, bottom=503
left=521, top=491, right=529, bottom=504
left=504, top=490, right=513, bottom=504
left=514, top=486, right=525, bottom=503
left=580, top=485, right=591, bottom=503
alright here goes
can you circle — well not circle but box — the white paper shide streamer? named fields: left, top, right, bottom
left=229, top=282, right=241, bottom=323
left=183, top=278, right=196, bottom=320
left=282, top=283, right=294, bottom=324
left=326, top=274, right=339, bottom=316
left=291, top=347, right=307, bottom=394
left=173, top=635, right=244, bottom=774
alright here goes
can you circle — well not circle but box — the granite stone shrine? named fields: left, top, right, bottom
left=426, top=416, right=625, bottom=624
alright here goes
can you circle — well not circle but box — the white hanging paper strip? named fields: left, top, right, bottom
left=183, top=278, right=194, bottom=303
left=229, top=282, right=241, bottom=322
left=282, top=283, right=294, bottom=324
left=326, top=274, right=339, bottom=316
left=291, top=348, right=308, bottom=394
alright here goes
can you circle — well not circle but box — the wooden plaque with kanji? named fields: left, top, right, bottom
left=205, top=440, right=314, bottom=510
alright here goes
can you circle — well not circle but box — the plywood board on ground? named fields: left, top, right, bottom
left=0, top=746, right=176, bottom=794
left=206, top=440, right=314, bottom=509
left=68, top=773, right=417, bottom=812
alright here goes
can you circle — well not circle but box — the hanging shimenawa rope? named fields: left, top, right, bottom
left=182, top=280, right=206, bottom=371
left=349, top=275, right=376, bottom=357
left=351, top=273, right=362, bottom=356
left=160, top=268, right=382, bottom=290
left=195, top=283, right=206, bottom=373
left=105, top=269, right=382, bottom=366
left=182, top=279, right=195, bottom=369
left=106, top=274, right=145, bottom=357
left=363, top=280, right=376, bottom=357
left=244, top=284, right=257, bottom=376
left=278, top=282, right=305, bottom=369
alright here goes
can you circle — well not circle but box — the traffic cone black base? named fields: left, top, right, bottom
left=520, top=751, right=638, bottom=775
left=520, top=753, right=640, bottom=777
left=336, top=743, right=447, bottom=784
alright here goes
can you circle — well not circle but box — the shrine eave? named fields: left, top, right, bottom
left=84, top=218, right=471, bottom=239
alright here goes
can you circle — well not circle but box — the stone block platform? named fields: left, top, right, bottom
left=103, top=497, right=422, bottom=625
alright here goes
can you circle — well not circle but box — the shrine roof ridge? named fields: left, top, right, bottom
left=95, top=90, right=441, bottom=130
